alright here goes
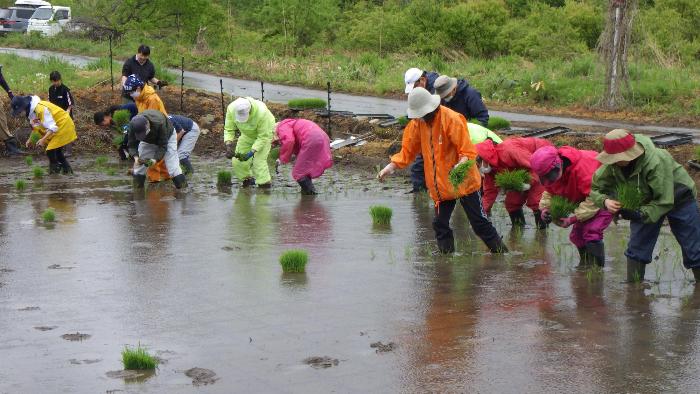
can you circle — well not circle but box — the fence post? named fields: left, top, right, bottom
left=109, top=34, right=114, bottom=91
left=260, top=81, right=264, bottom=101
left=220, top=79, right=225, bottom=119
left=327, top=81, right=331, bottom=136
left=180, top=56, right=184, bottom=111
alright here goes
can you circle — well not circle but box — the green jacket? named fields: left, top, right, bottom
left=468, top=122, right=503, bottom=145
left=223, top=97, right=275, bottom=152
left=127, top=109, right=173, bottom=161
left=590, top=134, right=697, bottom=223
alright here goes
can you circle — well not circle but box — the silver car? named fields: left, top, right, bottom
left=0, top=7, right=36, bottom=33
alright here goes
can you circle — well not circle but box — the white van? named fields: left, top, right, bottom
left=14, top=0, right=51, bottom=8
left=26, top=5, right=70, bottom=36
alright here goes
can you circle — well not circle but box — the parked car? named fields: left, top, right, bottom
left=0, top=6, right=36, bottom=33
left=26, top=5, right=71, bottom=37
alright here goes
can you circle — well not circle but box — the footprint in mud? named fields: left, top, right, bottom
left=184, top=367, right=219, bottom=386
left=69, top=358, right=101, bottom=365
left=304, top=356, right=340, bottom=369
left=221, top=246, right=241, bottom=251
left=17, top=306, right=40, bottom=311
left=34, top=326, right=58, bottom=331
left=370, top=341, right=397, bottom=353
left=0, top=268, right=14, bottom=273
left=61, top=332, right=91, bottom=341
left=47, top=264, right=74, bottom=270
left=106, top=369, right=155, bottom=382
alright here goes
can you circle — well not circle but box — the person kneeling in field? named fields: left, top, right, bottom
left=274, top=118, right=332, bottom=195
left=531, top=145, right=613, bottom=267
left=94, top=103, right=138, bottom=160
left=168, top=114, right=200, bottom=175
left=11, top=95, right=76, bottom=174
left=128, top=110, right=187, bottom=189
left=377, top=87, right=507, bottom=254
left=590, top=129, right=700, bottom=282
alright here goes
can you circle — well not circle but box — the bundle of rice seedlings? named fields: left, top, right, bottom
left=549, top=195, right=578, bottom=221
left=15, top=179, right=26, bottom=191
left=287, top=98, right=327, bottom=110
left=112, top=134, right=124, bottom=147
left=29, top=132, right=41, bottom=144
left=616, top=183, right=643, bottom=210
left=448, top=160, right=475, bottom=190
left=216, top=170, right=232, bottom=186
left=279, top=249, right=309, bottom=273
left=369, top=205, right=393, bottom=225
left=42, top=208, right=55, bottom=223
left=32, top=166, right=44, bottom=178
left=122, top=344, right=158, bottom=370
left=112, top=109, right=131, bottom=130
left=494, top=169, right=531, bottom=191
left=25, top=156, right=33, bottom=166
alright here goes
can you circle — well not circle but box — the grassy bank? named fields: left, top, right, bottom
left=1, top=32, right=699, bottom=125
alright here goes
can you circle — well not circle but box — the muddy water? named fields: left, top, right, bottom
left=3, top=47, right=700, bottom=139
left=1, top=156, right=699, bottom=393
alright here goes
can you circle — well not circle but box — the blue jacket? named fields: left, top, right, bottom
left=424, top=71, right=440, bottom=94
left=168, top=114, right=195, bottom=134
left=443, top=80, right=489, bottom=127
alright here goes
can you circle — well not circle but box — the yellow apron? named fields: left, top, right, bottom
left=34, top=100, right=77, bottom=151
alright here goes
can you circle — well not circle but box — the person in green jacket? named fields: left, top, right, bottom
left=590, top=129, right=700, bottom=282
left=224, top=97, right=275, bottom=188
left=467, top=122, right=502, bottom=145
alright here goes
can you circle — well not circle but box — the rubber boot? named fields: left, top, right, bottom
left=241, top=178, right=255, bottom=188
left=297, top=176, right=317, bottom=195
left=63, top=142, right=73, bottom=157
left=585, top=241, right=605, bottom=267
left=486, top=237, right=509, bottom=253
left=132, top=174, right=146, bottom=189
left=437, top=235, right=455, bottom=254
left=172, top=174, right=187, bottom=189
left=179, top=158, right=194, bottom=175
left=509, top=209, right=526, bottom=227
left=61, top=163, right=73, bottom=175
left=257, top=182, right=272, bottom=190
left=49, top=163, right=62, bottom=175
left=4, top=137, right=24, bottom=156
left=627, top=258, right=646, bottom=283
left=693, top=268, right=700, bottom=283
left=577, top=247, right=591, bottom=268
left=533, top=210, right=548, bottom=229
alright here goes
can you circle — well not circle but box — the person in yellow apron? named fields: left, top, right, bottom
left=11, top=95, right=77, bottom=174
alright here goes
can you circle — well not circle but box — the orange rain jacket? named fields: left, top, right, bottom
left=390, top=106, right=481, bottom=204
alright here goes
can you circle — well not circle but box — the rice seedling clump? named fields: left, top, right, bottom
left=369, top=205, right=393, bottom=225
left=29, top=132, right=41, bottom=144
left=494, top=169, right=531, bottom=191
left=549, top=195, right=578, bottom=221
left=42, top=208, right=55, bottom=223
left=15, top=179, right=26, bottom=191
left=217, top=170, right=232, bottom=186
left=25, top=156, right=33, bottom=166
left=616, top=183, right=643, bottom=210
left=287, top=98, right=327, bottom=110
left=95, top=156, right=108, bottom=166
left=33, top=166, right=45, bottom=178
left=448, top=160, right=475, bottom=190
left=279, top=249, right=309, bottom=273
left=112, top=109, right=131, bottom=129
left=112, top=134, right=124, bottom=147
left=122, top=344, right=158, bottom=370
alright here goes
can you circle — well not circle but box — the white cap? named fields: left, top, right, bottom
left=232, top=97, right=251, bottom=122
left=404, top=68, right=423, bottom=94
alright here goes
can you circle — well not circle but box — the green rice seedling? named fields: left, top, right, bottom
left=279, top=249, right=309, bottom=273
left=29, top=131, right=41, bottom=144
left=616, top=183, right=643, bottom=210
left=112, top=109, right=131, bottom=130
left=494, top=169, right=531, bottom=191
left=216, top=170, right=232, bottom=186
left=448, top=160, right=475, bottom=190
left=25, top=156, right=33, bottom=166
left=287, top=98, right=327, bottom=110
left=397, top=116, right=409, bottom=127
left=41, top=208, right=55, bottom=223
left=106, top=169, right=117, bottom=176
left=369, top=205, right=393, bottom=225
left=15, top=179, right=26, bottom=191
left=112, top=134, right=124, bottom=147
left=549, top=195, right=578, bottom=222
left=121, top=344, right=158, bottom=370
left=32, top=166, right=44, bottom=178
left=95, top=156, right=108, bottom=166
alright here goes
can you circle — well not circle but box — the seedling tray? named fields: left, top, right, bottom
left=650, top=133, right=693, bottom=148
left=523, top=126, right=572, bottom=139
left=688, top=160, right=700, bottom=172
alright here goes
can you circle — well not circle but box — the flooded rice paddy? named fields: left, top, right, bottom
left=0, top=156, right=699, bottom=393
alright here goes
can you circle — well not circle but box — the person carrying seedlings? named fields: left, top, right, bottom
left=224, top=97, right=275, bottom=188
left=377, top=87, right=507, bottom=254
left=10, top=95, right=76, bottom=174
left=127, top=110, right=186, bottom=189
left=121, top=45, right=166, bottom=97
left=589, top=129, right=700, bottom=282
left=122, top=75, right=167, bottom=115
left=531, top=145, right=613, bottom=267
left=94, top=103, right=138, bottom=161
left=168, top=114, right=200, bottom=174
left=475, top=137, right=552, bottom=228
left=48, top=71, right=74, bottom=118
left=274, top=118, right=333, bottom=195
left=0, top=65, right=24, bottom=155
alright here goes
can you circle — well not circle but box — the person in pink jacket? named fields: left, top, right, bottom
left=275, top=118, right=333, bottom=195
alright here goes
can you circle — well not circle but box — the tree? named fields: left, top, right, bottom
left=599, top=0, right=638, bottom=109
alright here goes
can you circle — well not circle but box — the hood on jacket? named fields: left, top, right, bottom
left=476, top=139, right=499, bottom=168
left=137, top=85, right=156, bottom=101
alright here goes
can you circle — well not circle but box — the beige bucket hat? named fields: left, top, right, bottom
left=406, top=87, right=441, bottom=119
left=596, top=129, right=645, bottom=165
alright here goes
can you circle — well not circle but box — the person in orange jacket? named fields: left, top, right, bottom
left=123, top=74, right=167, bottom=115
left=378, top=87, right=507, bottom=254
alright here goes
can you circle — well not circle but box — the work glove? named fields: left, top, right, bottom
left=520, top=183, right=531, bottom=191
left=619, top=208, right=643, bottom=222
left=555, top=215, right=577, bottom=228
left=540, top=209, right=552, bottom=224
left=236, top=151, right=254, bottom=161
left=135, top=157, right=155, bottom=167
left=225, top=143, right=235, bottom=159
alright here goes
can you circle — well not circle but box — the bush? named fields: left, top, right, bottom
left=616, top=183, right=643, bottom=210
left=369, top=205, right=393, bottom=225
left=42, top=208, right=55, bottom=223
left=122, top=344, right=158, bottom=370
left=495, top=169, right=531, bottom=191
left=550, top=195, right=578, bottom=221
left=216, top=170, right=232, bottom=186
left=448, top=160, right=475, bottom=191
left=288, top=98, right=327, bottom=110
left=279, top=249, right=309, bottom=273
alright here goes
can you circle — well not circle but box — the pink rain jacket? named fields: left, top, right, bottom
left=276, top=119, right=333, bottom=180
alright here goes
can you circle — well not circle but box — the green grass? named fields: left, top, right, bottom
left=216, top=170, right=232, bottom=186
left=279, top=249, right=309, bottom=273
left=288, top=98, right=327, bottom=110
left=616, top=183, right=643, bottom=210
left=469, top=116, right=511, bottom=130
left=550, top=195, right=578, bottom=221
left=448, top=160, right=475, bottom=191
left=0, top=52, right=110, bottom=93
left=41, top=208, right=55, bottom=223
left=14, top=179, right=26, bottom=191
left=112, top=110, right=131, bottom=130
left=494, top=169, right=531, bottom=192
left=122, top=344, right=158, bottom=370
left=25, top=156, right=33, bottom=166
left=29, top=132, right=41, bottom=145
left=32, top=166, right=45, bottom=178
left=95, top=156, right=108, bottom=166
left=369, top=205, right=393, bottom=225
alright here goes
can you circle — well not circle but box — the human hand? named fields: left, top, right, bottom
left=521, top=183, right=531, bottom=191
left=555, top=215, right=577, bottom=228
left=541, top=209, right=552, bottom=224
left=604, top=199, right=622, bottom=214
left=225, top=143, right=235, bottom=159
left=377, top=163, right=397, bottom=182
left=618, top=208, right=642, bottom=221
left=37, top=138, right=47, bottom=147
